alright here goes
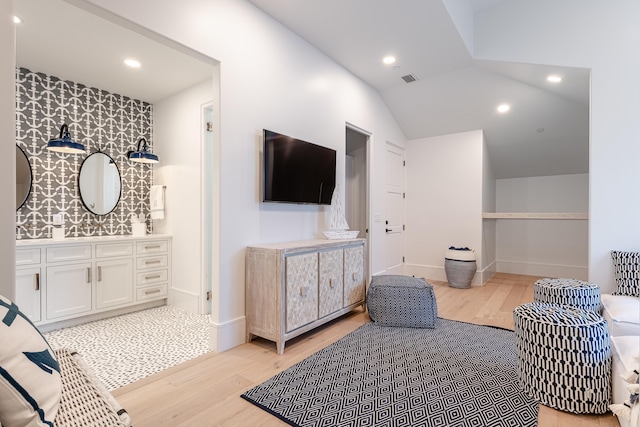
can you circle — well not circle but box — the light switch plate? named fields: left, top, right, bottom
left=52, top=213, right=63, bottom=225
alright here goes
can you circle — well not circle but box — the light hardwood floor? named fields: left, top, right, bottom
left=112, top=273, right=620, bottom=427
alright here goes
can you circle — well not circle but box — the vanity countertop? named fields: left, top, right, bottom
left=16, top=234, right=172, bottom=247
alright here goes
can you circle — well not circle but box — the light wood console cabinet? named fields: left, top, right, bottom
left=15, top=235, right=171, bottom=331
left=246, top=239, right=366, bottom=354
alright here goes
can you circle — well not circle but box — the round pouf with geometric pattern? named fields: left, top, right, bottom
left=533, top=278, right=601, bottom=312
left=513, top=302, right=611, bottom=414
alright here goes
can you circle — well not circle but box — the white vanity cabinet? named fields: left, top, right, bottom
left=246, top=239, right=366, bottom=354
left=135, top=240, right=169, bottom=302
left=15, top=247, right=42, bottom=322
left=15, top=235, right=171, bottom=330
left=95, top=242, right=134, bottom=310
left=46, top=261, right=93, bottom=319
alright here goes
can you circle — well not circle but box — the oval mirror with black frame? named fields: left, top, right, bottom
left=78, top=152, right=122, bottom=215
left=16, top=145, right=32, bottom=210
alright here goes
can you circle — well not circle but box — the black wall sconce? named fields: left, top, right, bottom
left=47, top=124, right=85, bottom=154
left=128, top=137, right=159, bottom=164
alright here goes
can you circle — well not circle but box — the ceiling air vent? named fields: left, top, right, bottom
left=401, top=74, right=418, bottom=83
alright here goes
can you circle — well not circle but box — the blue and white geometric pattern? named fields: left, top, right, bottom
left=367, top=275, right=438, bottom=328
left=0, top=294, right=61, bottom=427
left=533, top=277, right=601, bottom=312
left=611, top=251, right=640, bottom=297
left=513, top=302, right=611, bottom=414
left=242, top=320, right=538, bottom=427
left=15, top=67, right=154, bottom=240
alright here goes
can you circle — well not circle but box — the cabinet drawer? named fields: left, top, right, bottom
left=136, top=240, right=168, bottom=255
left=96, top=242, right=134, bottom=258
left=16, top=248, right=41, bottom=266
left=47, top=245, right=92, bottom=263
left=136, top=269, right=168, bottom=286
left=136, top=255, right=168, bottom=270
left=136, top=284, right=168, bottom=301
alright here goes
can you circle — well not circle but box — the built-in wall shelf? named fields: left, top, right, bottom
left=482, top=213, right=588, bottom=220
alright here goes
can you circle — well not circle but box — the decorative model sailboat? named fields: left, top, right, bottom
left=322, top=185, right=359, bottom=239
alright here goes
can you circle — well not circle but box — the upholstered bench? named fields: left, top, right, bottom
left=513, top=302, right=611, bottom=414
left=367, top=275, right=437, bottom=328
left=0, top=293, right=130, bottom=427
left=55, top=349, right=131, bottom=427
left=533, top=277, right=601, bottom=312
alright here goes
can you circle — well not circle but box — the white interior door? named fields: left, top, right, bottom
left=385, top=142, right=404, bottom=275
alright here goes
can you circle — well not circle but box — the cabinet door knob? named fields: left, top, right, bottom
left=352, top=272, right=357, bottom=281
left=329, top=278, right=333, bottom=288
left=87, top=267, right=91, bottom=283
left=35, top=273, right=40, bottom=291
left=300, top=285, right=309, bottom=297
left=97, top=266, right=102, bottom=282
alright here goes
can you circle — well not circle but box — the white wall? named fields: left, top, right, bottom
left=494, top=174, right=589, bottom=279
left=153, top=79, right=215, bottom=315
left=481, top=135, right=496, bottom=280
left=405, top=130, right=483, bottom=284
left=475, top=0, right=640, bottom=293
left=1, top=1, right=16, bottom=298
left=83, top=0, right=406, bottom=351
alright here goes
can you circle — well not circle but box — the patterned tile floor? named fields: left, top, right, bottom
left=44, top=305, right=211, bottom=390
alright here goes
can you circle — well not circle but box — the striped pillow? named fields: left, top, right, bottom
left=611, top=251, right=640, bottom=297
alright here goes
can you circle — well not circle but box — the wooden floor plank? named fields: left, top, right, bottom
left=112, top=273, right=620, bottom=427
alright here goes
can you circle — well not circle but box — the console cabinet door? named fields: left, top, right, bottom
left=15, top=267, right=41, bottom=322
left=344, top=245, right=365, bottom=306
left=285, top=253, right=318, bottom=332
left=96, top=258, right=134, bottom=309
left=46, top=262, right=92, bottom=319
left=319, top=249, right=344, bottom=318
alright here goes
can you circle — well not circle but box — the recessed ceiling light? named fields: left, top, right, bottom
left=124, top=59, right=141, bottom=68
left=383, top=56, right=396, bottom=65
left=547, top=75, right=562, bottom=83
left=497, top=104, right=510, bottom=113
left=13, top=16, right=22, bottom=24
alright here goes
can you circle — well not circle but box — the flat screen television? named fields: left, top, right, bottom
left=263, top=129, right=336, bottom=205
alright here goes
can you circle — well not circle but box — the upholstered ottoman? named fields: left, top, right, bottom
left=367, top=275, right=437, bottom=328
left=513, top=302, right=611, bottom=414
left=533, top=278, right=601, bottom=312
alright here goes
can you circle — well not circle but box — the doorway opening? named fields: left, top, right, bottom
left=345, top=124, right=370, bottom=282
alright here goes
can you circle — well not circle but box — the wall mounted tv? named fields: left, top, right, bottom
left=263, top=129, right=336, bottom=205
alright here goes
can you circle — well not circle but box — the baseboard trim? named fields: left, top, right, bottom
left=170, top=287, right=200, bottom=315
left=209, top=316, right=246, bottom=352
left=404, top=263, right=486, bottom=286
left=495, top=260, right=588, bottom=280
left=37, top=299, right=166, bottom=333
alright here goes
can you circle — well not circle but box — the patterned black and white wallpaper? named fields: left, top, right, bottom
left=15, top=67, right=154, bottom=240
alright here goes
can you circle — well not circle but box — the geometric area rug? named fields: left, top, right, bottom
left=241, top=319, right=538, bottom=427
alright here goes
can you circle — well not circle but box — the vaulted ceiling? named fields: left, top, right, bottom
left=15, top=0, right=589, bottom=180
left=248, top=0, right=590, bottom=179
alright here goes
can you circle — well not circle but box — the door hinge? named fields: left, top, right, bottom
left=206, top=122, right=214, bottom=132
left=206, top=291, right=212, bottom=301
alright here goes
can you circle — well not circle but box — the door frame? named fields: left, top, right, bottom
left=345, top=122, right=372, bottom=285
